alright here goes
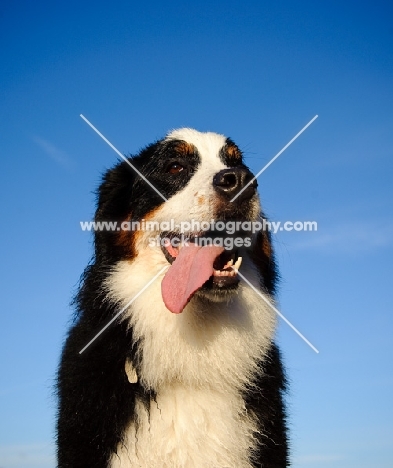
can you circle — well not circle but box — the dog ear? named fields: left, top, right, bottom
left=249, top=226, right=278, bottom=295
left=96, top=161, right=135, bottom=221
left=94, top=161, right=136, bottom=262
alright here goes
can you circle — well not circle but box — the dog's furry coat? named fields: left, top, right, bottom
left=57, top=129, right=289, bottom=467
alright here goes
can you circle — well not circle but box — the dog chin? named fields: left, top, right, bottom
left=194, top=285, right=239, bottom=303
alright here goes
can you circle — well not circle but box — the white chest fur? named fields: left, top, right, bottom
left=107, top=257, right=276, bottom=468
left=110, top=384, right=257, bottom=468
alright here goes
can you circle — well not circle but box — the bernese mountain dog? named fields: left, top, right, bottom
left=57, top=128, right=289, bottom=467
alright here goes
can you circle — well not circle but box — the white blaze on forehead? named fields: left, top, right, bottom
left=165, top=128, right=227, bottom=166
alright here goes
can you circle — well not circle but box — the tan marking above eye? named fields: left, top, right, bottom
left=174, top=141, right=196, bottom=156
left=226, top=144, right=242, bottom=160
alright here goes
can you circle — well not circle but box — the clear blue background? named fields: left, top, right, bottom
left=1, top=1, right=392, bottom=466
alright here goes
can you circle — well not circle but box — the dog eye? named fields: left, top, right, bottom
left=166, top=162, right=185, bottom=174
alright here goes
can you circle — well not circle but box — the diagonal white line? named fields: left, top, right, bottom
left=236, top=269, right=319, bottom=353
left=79, top=265, right=169, bottom=354
left=230, top=115, right=318, bottom=203
left=78, top=115, right=319, bottom=354
left=80, top=114, right=168, bottom=202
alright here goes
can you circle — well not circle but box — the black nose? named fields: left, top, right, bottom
left=213, top=167, right=257, bottom=203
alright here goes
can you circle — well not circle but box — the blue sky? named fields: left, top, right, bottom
left=1, top=1, right=392, bottom=466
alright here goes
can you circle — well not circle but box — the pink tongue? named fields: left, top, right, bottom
left=161, top=243, right=224, bottom=314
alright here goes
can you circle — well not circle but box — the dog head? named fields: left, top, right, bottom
left=95, top=128, right=276, bottom=314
